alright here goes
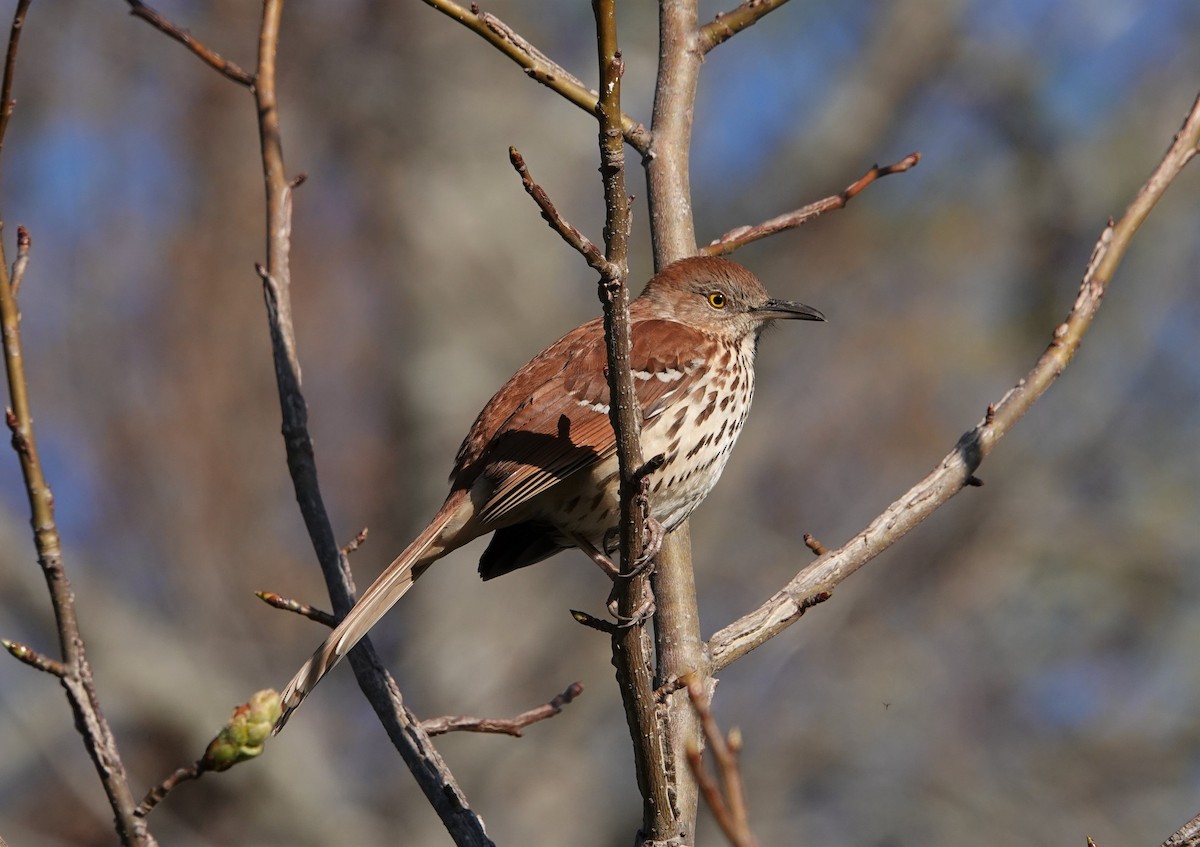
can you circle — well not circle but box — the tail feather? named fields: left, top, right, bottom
left=274, top=495, right=470, bottom=731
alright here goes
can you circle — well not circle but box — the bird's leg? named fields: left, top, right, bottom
left=574, top=534, right=622, bottom=580
left=572, top=533, right=657, bottom=628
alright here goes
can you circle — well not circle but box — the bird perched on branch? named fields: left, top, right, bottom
left=276, top=255, right=824, bottom=729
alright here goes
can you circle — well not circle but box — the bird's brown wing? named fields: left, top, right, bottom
left=452, top=318, right=712, bottom=525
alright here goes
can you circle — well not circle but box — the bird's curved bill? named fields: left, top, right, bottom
left=757, top=299, right=826, bottom=321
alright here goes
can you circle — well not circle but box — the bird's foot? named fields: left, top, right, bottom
left=606, top=583, right=656, bottom=628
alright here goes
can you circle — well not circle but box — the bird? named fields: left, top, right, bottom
left=275, top=255, right=824, bottom=729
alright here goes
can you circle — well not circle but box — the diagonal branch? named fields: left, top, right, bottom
left=707, top=91, right=1200, bottom=672
left=421, top=0, right=650, bottom=155
left=124, top=0, right=255, bottom=87
left=698, top=0, right=792, bottom=55
left=701, top=153, right=920, bottom=257
left=509, top=146, right=607, bottom=273
left=245, top=6, right=492, bottom=845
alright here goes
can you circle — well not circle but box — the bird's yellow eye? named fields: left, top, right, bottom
left=707, top=292, right=727, bottom=309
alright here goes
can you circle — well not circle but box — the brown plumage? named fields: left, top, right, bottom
left=275, top=256, right=824, bottom=729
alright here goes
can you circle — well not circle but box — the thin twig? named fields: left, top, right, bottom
left=341, top=526, right=368, bottom=557
left=508, top=146, right=607, bottom=273
left=684, top=679, right=760, bottom=847
left=707, top=92, right=1200, bottom=672
left=701, top=152, right=921, bottom=257
left=420, top=0, right=650, bottom=155
left=245, top=8, right=493, bottom=845
left=2, top=638, right=65, bottom=676
left=698, top=0, right=792, bottom=54
left=420, top=682, right=584, bottom=737
left=256, top=591, right=337, bottom=628
left=0, top=0, right=29, bottom=167
left=135, top=763, right=203, bottom=818
left=125, top=1, right=255, bottom=87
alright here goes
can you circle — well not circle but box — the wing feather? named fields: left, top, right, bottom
left=451, top=318, right=712, bottom=525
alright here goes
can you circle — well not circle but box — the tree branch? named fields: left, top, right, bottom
left=643, top=1, right=710, bottom=840
left=707, top=90, right=1200, bottom=671
left=697, top=0, right=792, bottom=55
left=124, top=0, right=255, bottom=87
left=592, top=1, right=677, bottom=838
left=684, top=678, right=759, bottom=847
left=420, top=681, right=584, bottom=737
left=420, top=0, right=650, bottom=155
left=509, top=146, right=608, bottom=273
left=0, top=7, right=154, bottom=842
left=701, top=153, right=921, bottom=257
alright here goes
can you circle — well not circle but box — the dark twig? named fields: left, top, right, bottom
left=708, top=92, right=1200, bottom=672
left=244, top=8, right=492, bottom=845
left=421, top=682, right=585, bottom=737
left=702, top=153, right=921, bottom=257
left=256, top=591, right=337, bottom=628
left=570, top=608, right=617, bottom=634
left=421, top=0, right=650, bottom=155
left=0, top=0, right=29, bottom=167
left=684, top=678, right=760, bottom=847
left=509, top=146, right=607, bottom=272
left=125, top=1, right=255, bottom=87
left=136, top=763, right=203, bottom=818
left=698, top=0, right=792, bottom=54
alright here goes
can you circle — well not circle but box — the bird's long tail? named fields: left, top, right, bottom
left=275, top=492, right=470, bottom=731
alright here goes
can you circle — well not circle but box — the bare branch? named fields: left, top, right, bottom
left=256, top=591, right=337, bottom=628
left=508, top=146, right=608, bottom=273
left=591, top=1, right=675, bottom=836
left=701, top=152, right=921, bottom=257
left=125, top=0, right=255, bottom=87
left=420, top=0, right=650, bottom=155
left=698, top=0, right=792, bottom=55
left=420, top=681, right=584, bottom=737
left=1163, top=811, right=1200, bottom=847
left=341, top=526, right=368, bottom=557
left=2, top=638, right=65, bottom=676
left=643, top=0, right=707, bottom=837
left=135, top=764, right=203, bottom=819
left=684, top=679, right=760, bottom=847
left=0, top=0, right=30, bottom=167
left=0, top=12, right=153, bottom=838
left=707, top=92, right=1200, bottom=672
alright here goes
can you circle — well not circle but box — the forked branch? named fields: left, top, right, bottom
left=421, top=0, right=650, bottom=155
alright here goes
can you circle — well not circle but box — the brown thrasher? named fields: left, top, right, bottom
left=276, top=256, right=823, bottom=728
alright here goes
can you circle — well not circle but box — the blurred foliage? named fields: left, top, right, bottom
left=0, top=1, right=1197, bottom=845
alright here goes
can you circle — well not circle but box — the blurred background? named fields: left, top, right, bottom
left=0, top=1, right=1197, bottom=845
